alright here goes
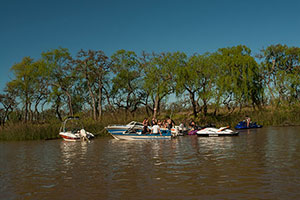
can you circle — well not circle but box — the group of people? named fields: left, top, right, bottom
left=141, top=115, right=252, bottom=135
left=142, top=117, right=175, bottom=135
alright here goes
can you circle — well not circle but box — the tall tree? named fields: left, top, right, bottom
left=0, top=92, right=15, bottom=126
left=174, top=53, right=215, bottom=118
left=213, top=45, right=262, bottom=113
left=8, top=57, right=35, bottom=122
left=259, top=44, right=300, bottom=105
left=142, top=52, right=184, bottom=118
left=72, top=49, right=110, bottom=120
left=42, top=47, right=74, bottom=117
left=110, top=50, right=146, bottom=117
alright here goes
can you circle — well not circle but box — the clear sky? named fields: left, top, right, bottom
left=1, top=0, right=300, bottom=92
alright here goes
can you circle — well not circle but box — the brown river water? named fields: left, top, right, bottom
left=1, top=126, right=300, bottom=200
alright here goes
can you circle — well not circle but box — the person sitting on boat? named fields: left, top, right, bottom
left=189, top=120, right=196, bottom=130
left=142, top=118, right=150, bottom=134
left=150, top=117, right=157, bottom=126
left=166, top=117, right=175, bottom=130
left=158, top=119, right=163, bottom=127
left=245, top=115, right=251, bottom=127
left=150, top=122, right=162, bottom=135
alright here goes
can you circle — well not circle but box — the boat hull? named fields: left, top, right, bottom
left=110, top=133, right=172, bottom=140
left=106, top=122, right=177, bottom=140
left=59, top=132, right=94, bottom=141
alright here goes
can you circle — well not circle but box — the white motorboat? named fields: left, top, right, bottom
left=59, top=117, right=95, bottom=141
left=105, top=121, right=178, bottom=140
left=197, top=126, right=239, bottom=137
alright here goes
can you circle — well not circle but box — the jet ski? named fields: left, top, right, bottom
left=235, top=121, right=263, bottom=130
left=197, top=126, right=239, bottom=137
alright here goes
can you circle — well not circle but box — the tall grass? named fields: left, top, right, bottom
left=0, top=119, right=109, bottom=141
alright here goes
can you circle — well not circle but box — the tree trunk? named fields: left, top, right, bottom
left=55, top=95, right=63, bottom=121
left=153, top=94, right=159, bottom=119
left=189, top=92, right=198, bottom=118
left=203, top=98, right=208, bottom=116
left=98, top=82, right=103, bottom=120
left=28, top=102, right=33, bottom=122
left=35, top=101, right=40, bottom=121
left=64, top=90, right=73, bottom=116
left=87, top=82, right=97, bottom=120
left=24, top=104, right=28, bottom=123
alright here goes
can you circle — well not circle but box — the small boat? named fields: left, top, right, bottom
left=197, top=126, right=239, bottom=137
left=235, top=121, right=263, bottom=130
left=59, top=117, right=95, bottom=141
left=106, top=122, right=177, bottom=140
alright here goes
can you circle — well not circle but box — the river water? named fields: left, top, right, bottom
left=1, top=126, right=300, bottom=200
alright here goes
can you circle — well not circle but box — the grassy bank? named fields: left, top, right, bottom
left=0, top=105, right=299, bottom=141
left=0, top=119, right=109, bottom=141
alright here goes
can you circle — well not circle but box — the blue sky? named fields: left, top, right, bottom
left=1, top=0, right=300, bottom=92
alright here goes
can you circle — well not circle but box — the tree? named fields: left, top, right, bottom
left=110, top=50, right=146, bottom=117
left=42, top=47, right=74, bottom=118
left=174, top=53, right=215, bottom=118
left=259, top=44, right=300, bottom=105
left=0, top=92, right=15, bottom=126
left=142, top=52, right=185, bottom=118
left=213, top=45, right=262, bottom=114
left=8, top=57, right=36, bottom=122
left=72, top=49, right=111, bottom=120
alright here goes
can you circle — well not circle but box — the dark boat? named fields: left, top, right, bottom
left=235, top=121, right=263, bottom=130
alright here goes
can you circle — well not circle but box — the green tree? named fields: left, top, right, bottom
left=72, top=49, right=111, bottom=120
left=213, top=45, right=262, bottom=114
left=42, top=47, right=74, bottom=118
left=110, top=50, right=146, bottom=117
left=8, top=57, right=36, bottom=122
left=259, top=44, right=300, bottom=105
left=142, top=52, right=185, bottom=118
left=174, top=53, right=215, bottom=118
left=0, top=92, right=15, bottom=126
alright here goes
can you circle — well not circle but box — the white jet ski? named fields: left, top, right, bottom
left=196, top=126, right=239, bottom=137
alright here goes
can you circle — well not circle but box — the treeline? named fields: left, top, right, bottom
left=0, top=44, right=300, bottom=127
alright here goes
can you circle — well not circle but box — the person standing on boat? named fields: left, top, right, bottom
left=150, top=122, right=162, bottom=135
left=245, top=115, right=251, bottom=127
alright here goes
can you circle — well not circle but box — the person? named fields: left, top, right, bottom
left=189, top=120, right=196, bottom=130
left=245, top=115, right=251, bottom=127
left=166, top=117, right=175, bottom=130
left=142, top=118, right=149, bottom=134
left=79, top=129, right=90, bottom=142
left=158, top=119, right=162, bottom=127
left=150, top=117, right=156, bottom=126
left=150, top=122, right=162, bottom=135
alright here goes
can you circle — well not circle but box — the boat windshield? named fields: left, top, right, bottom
left=61, top=118, right=83, bottom=132
left=127, top=121, right=143, bottom=126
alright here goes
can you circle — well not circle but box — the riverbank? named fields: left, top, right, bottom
left=0, top=120, right=109, bottom=141
left=0, top=106, right=299, bottom=141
